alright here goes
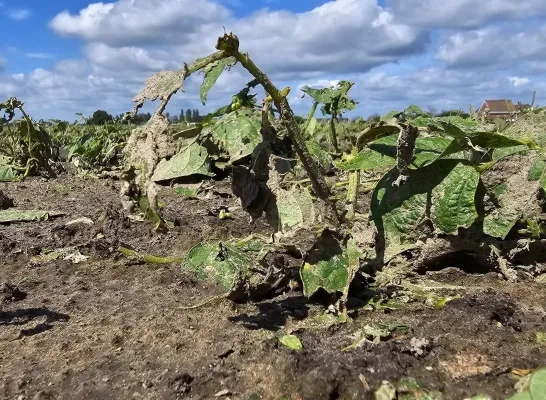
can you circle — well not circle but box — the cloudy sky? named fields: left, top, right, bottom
left=0, top=0, right=544, bottom=121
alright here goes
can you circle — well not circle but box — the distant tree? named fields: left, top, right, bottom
left=165, top=112, right=170, bottom=121
left=89, top=110, right=113, bottom=125
left=179, top=109, right=185, bottom=122
left=171, top=115, right=179, bottom=123
left=185, top=109, right=192, bottom=122
left=192, top=109, right=199, bottom=122
left=367, top=113, right=381, bottom=123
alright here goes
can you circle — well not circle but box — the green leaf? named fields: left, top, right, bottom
left=404, top=105, right=425, bottom=116
left=279, top=334, right=303, bottom=350
left=0, top=164, right=16, bottom=181
left=200, top=57, right=237, bottom=105
left=336, top=134, right=398, bottom=172
left=204, top=109, right=262, bottom=164
left=528, top=157, right=546, bottom=182
left=430, top=163, right=480, bottom=234
left=483, top=208, right=521, bottom=239
left=529, top=368, right=546, bottom=400
left=371, top=160, right=464, bottom=260
left=300, top=237, right=359, bottom=297
left=507, top=392, right=532, bottom=400
left=151, top=141, right=213, bottom=182
left=183, top=241, right=250, bottom=292
left=307, top=139, right=332, bottom=171
left=337, top=135, right=453, bottom=172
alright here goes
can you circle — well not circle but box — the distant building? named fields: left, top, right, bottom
left=477, top=99, right=520, bottom=122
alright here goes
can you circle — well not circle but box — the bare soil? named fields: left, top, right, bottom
left=1, top=175, right=546, bottom=400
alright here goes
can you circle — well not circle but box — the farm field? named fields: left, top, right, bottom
left=3, top=33, right=546, bottom=400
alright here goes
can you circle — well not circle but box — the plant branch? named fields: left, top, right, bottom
left=215, top=34, right=340, bottom=224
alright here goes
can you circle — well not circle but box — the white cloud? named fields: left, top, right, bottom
left=49, top=0, right=230, bottom=46
left=386, top=0, right=546, bottom=29
left=6, top=8, right=30, bottom=20
left=509, top=77, right=531, bottom=87
left=25, top=53, right=55, bottom=59
left=2, top=0, right=546, bottom=121
left=436, top=24, right=546, bottom=69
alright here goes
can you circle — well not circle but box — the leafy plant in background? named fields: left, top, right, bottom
left=0, top=97, right=57, bottom=181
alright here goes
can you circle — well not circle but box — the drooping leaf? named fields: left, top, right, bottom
left=204, top=108, right=262, bottom=164
left=200, top=57, right=237, bottom=105
left=430, top=163, right=480, bottom=234
left=151, top=141, right=213, bottom=182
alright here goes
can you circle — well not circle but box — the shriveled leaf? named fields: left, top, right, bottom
left=375, top=381, right=397, bottom=400
left=430, top=163, right=480, bottom=234
left=412, top=137, right=454, bottom=168
left=151, top=141, right=213, bottom=182
left=482, top=154, right=542, bottom=239
left=0, top=209, right=64, bottom=223
left=204, top=109, right=261, bottom=164
left=275, top=185, right=315, bottom=233
left=200, top=57, right=237, bottom=105
left=132, top=70, right=186, bottom=106
left=279, top=334, right=302, bottom=350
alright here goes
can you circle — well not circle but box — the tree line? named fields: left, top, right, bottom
left=87, top=108, right=205, bottom=125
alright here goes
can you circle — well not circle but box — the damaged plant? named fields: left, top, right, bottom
left=119, top=31, right=546, bottom=315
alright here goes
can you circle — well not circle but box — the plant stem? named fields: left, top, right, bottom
left=329, top=113, right=340, bottom=153
left=230, top=49, right=341, bottom=224
left=303, top=101, right=318, bottom=133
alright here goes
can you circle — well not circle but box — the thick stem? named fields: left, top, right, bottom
left=329, top=113, right=340, bottom=153
left=231, top=51, right=341, bottom=224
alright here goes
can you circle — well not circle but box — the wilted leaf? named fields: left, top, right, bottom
left=0, top=164, right=16, bottom=181
left=306, top=139, right=332, bottom=171
left=279, top=334, right=303, bottom=350
left=375, top=381, right=397, bottom=400
left=0, top=209, right=64, bottom=223
left=183, top=241, right=250, bottom=292
left=151, top=141, right=213, bottom=182
left=204, top=109, right=261, bottom=164
left=275, top=185, right=315, bottom=233
left=200, top=57, right=237, bottom=105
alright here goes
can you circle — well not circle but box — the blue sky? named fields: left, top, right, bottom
left=1, top=0, right=545, bottom=120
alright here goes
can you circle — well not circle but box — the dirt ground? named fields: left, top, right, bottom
left=1, top=175, right=546, bottom=400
